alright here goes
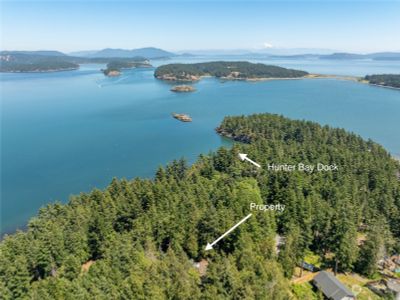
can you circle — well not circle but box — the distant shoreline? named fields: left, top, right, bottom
left=238, top=74, right=400, bottom=90
left=236, top=74, right=358, bottom=82
left=367, top=83, right=400, bottom=90
left=0, top=67, right=79, bottom=73
left=2, top=65, right=399, bottom=91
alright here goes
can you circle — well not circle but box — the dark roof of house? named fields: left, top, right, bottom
left=313, top=271, right=355, bottom=300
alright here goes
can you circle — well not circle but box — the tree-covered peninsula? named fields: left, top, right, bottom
left=1, top=114, right=399, bottom=299
left=364, top=74, right=400, bottom=88
left=154, top=61, right=309, bottom=81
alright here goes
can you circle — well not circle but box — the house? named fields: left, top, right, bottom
left=191, top=259, right=208, bottom=276
left=275, top=234, right=285, bottom=254
left=313, top=271, right=355, bottom=300
left=367, top=279, right=400, bottom=299
left=386, top=279, right=400, bottom=300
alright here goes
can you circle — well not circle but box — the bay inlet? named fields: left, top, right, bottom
left=1, top=59, right=400, bottom=235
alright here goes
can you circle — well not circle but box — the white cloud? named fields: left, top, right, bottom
left=263, top=42, right=273, bottom=49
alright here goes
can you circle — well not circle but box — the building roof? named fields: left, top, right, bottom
left=313, top=271, right=355, bottom=300
left=387, top=279, right=400, bottom=293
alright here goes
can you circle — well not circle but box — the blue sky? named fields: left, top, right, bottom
left=1, top=0, right=399, bottom=53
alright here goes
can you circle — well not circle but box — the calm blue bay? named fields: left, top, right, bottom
left=1, top=58, right=400, bottom=235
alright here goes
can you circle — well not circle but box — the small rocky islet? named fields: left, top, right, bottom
left=104, top=70, right=121, bottom=77
left=170, top=85, right=196, bottom=92
left=172, top=113, right=192, bottom=122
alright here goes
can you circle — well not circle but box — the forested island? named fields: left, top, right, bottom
left=364, top=74, right=400, bottom=88
left=1, top=113, right=399, bottom=299
left=102, top=60, right=152, bottom=76
left=0, top=51, right=151, bottom=73
left=0, top=61, right=79, bottom=73
left=0, top=53, right=79, bottom=72
left=155, top=61, right=309, bottom=81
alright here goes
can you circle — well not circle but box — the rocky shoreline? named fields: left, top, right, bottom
left=367, top=83, right=400, bottom=90
left=215, top=127, right=252, bottom=143
left=156, top=74, right=201, bottom=82
left=102, top=61, right=152, bottom=77
left=156, top=72, right=352, bottom=83
left=104, top=70, right=121, bottom=77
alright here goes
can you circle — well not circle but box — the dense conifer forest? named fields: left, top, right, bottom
left=1, top=113, right=399, bottom=299
left=102, top=61, right=151, bottom=75
left=364, top=74, right=400, bottom=88
left=0, top=52, right=149, bottom=73
left=155, top=61, right=308, bottom=81
left=0, top=59, right=79, bottom=72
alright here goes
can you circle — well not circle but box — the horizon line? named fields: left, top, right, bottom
left=1, top=47, right=400, bottom=55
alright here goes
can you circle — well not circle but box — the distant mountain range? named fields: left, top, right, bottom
left=1, top=48, right=400, bottom=73
left=319, top=52, right=400, bottom=60
left=70, top=47, right=175, bottom=59
left=221, top=52, right=400, bottom=61
left=2, top=48, right=400, bottom=61
left=179, top=48, right=337, bottom=56
left=177, top=48, right=400, bottom=59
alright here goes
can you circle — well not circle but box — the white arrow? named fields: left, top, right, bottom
left=205, top=213, right=253, bottom=251
left=238, top=153, right=261, bottom=168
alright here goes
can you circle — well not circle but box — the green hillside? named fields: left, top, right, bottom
left=155, top=61, right=308, bottom=81
left=0, top=53, right=79, bottom=72
left=1, top=114, right=399, bottom=299
left=102, top=60, right=151, bottom=75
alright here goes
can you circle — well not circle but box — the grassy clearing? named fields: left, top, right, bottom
left=336, top=274, right=382, bottom=300
left=303, top=250, right=322, bottom=268
left=292, top=282, right=322, bottom=300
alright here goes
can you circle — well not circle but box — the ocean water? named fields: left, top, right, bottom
left=1, top=59, right=400, bottom=235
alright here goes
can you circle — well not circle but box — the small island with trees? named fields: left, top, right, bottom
left=155, top=61, right=309, bottom=82
left=102, top=60, right=152, bottom=76
left=363, top=74, right=400, bottom=89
